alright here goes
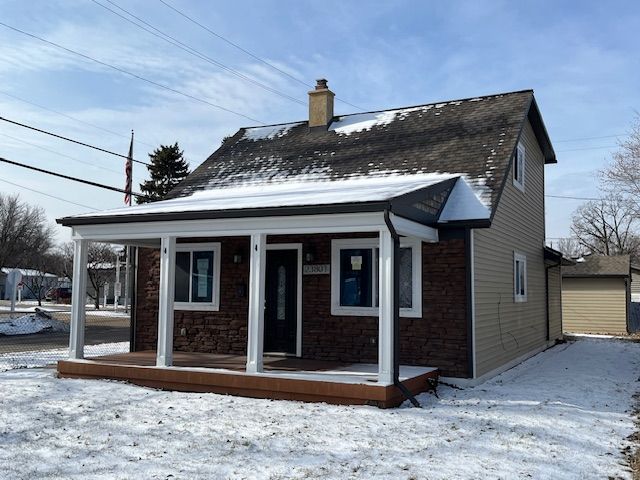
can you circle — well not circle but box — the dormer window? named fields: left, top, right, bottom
left=513, top=142, right=525, bottom=191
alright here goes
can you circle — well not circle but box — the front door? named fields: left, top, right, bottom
left=264, top=249, right=298, bottom=354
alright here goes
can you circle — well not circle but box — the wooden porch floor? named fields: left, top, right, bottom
left=87, top=351, right=348, bottom=372
left=58, top=351, right=439, bottom=408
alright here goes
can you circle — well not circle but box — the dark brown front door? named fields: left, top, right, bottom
left=264, top=249, right=298, bottom=354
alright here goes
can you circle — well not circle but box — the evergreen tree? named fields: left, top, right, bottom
left=137, top=142, right=190, bottom=204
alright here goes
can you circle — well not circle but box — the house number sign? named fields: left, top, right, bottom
left=303, top=264, right=330, bottom=275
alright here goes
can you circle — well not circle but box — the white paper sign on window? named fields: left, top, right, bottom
left=351, top=255, right=363, bottom=271
left=196, top=258, right=209, bottom=297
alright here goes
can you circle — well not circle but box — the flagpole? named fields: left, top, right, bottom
left=124, top=130, right=133, bottom=313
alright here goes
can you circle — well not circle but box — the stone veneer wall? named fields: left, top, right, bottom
left=134, top=232, right=470, bottom=378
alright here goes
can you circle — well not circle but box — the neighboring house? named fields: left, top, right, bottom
left=0, top=267, right=58, bottom=301
left=562, top=255, right=634, bottom=335
left=57, top=82, right=562, bottom=406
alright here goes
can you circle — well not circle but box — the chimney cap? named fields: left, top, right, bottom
left=315, top=78, right=329, bottom=90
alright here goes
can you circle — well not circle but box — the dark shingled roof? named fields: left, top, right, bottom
left=563, top=255, right=631, bottom=278
left=165, top=89, right=555, bottom=219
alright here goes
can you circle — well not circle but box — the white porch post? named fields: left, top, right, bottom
left=156, top=236, right=176, bottom=367
left=246, top=233, right=266, bottom=373
left=378, top=229, right=395, bottom=385
left=69, top=239, right=88, bottom=360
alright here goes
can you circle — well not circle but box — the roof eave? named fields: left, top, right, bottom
left=57, top=201, right=393, bottom=227
left=528, top=96, right=557, bottom=164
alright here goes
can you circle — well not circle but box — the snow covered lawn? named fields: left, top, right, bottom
left=0, top=339, right=638, bottom=479
left=0, top=314, right=69, bottom=336
left=0, top=342, right=129, bottom=372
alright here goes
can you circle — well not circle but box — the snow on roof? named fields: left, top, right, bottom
left=0, top=268, right=57, bottom=278
left=241, top=122, right=303, bottom=141
left=438, top=177, right=491, bottom=222
left=71, top=172, right=475, bottom=219
left=329, top=105, right=435, bottom=136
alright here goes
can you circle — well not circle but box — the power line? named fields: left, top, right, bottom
left=0, top=115, right=150, bottom=166
left=556, top=145, right=618, bottom=153
left=554, top=133, right=625, bottom=143
left=0, top=21, right=265, bottom=124
left=0, top=156, right=150, bottom=199
left=0, top=131, right=146, bottom=181
left=0, top=89, right=156, bottom=149
left=157, top=0, right=366, bottom=112
left=91, top=0, right=306, bottom=107
left=158, top=0, right=309, bottom=88
left=0, top=177, right=98, bottom=211
left=545, top=194, right=601, bottom=201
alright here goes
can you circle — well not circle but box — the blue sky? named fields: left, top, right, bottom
left=0, top=0, right=639, bottom=243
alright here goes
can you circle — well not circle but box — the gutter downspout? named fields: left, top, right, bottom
left=383, top=210, right=421, bottom=408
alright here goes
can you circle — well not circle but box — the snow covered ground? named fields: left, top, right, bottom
left=0, top=314, right=69, bottom=336
left=0, top=342, right=129, bottom=372
left=0, top=339, right=637, bottom=479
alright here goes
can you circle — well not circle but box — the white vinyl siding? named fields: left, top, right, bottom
left=474, top=120, right=547, bottom=378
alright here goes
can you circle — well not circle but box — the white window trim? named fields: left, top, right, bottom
left=174, top=242, right=221, bottom=311
left=513, top=251, right=527, bottom=303
left=330, top=237, right=422, bottom=318
left=513, top=142, right=525, bottom=192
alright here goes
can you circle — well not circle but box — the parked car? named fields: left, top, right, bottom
left=45, top=287, right=72, bottom=302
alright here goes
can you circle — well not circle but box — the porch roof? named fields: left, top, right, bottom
left=58, top=173, right=490, bottom=227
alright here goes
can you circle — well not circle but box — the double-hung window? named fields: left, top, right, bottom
left=513, top=251, right=527, bottom=303
left=513, top=142, right=525, bottom=191
left=331, top=237, right=422, bottom=317
left=174, top=242, right=221, bottom=311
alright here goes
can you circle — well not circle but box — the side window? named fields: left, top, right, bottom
left=514, top=252, right=527, bottom=303
left=513, top=142, right=525, bottom=191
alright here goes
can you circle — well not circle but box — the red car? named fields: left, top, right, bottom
left=45, top=287, right=72, bottom=302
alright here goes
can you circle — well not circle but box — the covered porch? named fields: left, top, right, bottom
left=60, top=206, right=442, bottom=407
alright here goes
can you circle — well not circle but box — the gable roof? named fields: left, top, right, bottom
left=562, top=255, right=631, bottom=278
left=59, top=89, right=554, bottom=227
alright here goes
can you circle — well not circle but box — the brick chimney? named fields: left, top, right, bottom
left=308, top=78, right=334, bottom=129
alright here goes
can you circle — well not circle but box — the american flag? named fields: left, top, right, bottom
left=124, top=131, right=133, bottom=205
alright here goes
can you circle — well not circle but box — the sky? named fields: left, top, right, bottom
left=0, top=0, right=639, bottom=245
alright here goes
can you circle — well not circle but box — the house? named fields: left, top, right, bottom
left=562, top=255, right=636, bottom=335
left=56, top=81, right=562, bottom=407
left=0, top=267, right=59, bottom=301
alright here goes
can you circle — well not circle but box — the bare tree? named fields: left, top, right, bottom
left=61, top=242, right=116, bottom=309
left=602, top=116, right=640, bottom=216
left=570, top=194, right=640, bottom=261
left=549, top=237, right=585, bottom=259
left=21, top=254, right=60, bottom=307
left=0, top=193, right=55, bottom=268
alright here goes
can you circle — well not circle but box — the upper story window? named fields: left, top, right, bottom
left=330, top=237, right=422, bottom=317
left=174, top=242, right=221, bottom=311
left=513, top=142, right=525, bottom=191
left=513, top=251, right=527, bottom=303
